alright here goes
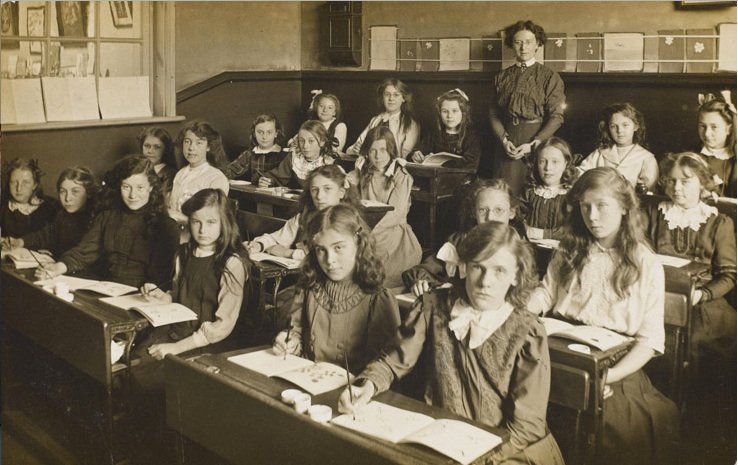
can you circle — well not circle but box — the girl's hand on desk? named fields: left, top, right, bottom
left=258, top=177, right=272, bottom=188
left=2, top=236, right=23, bottom=250
left=411, top=151, right=425, bottom=163
left=411, top=279, right=431, bottom=298
left=338, top=379, right=376, bottom=414
left=245, top=241, right=264, bottom=255
left=290, top=248, right=306, bottom=261
left=35, top=262, right=66, bottom=280
left=148, top=343, right=178, bottom=361
left=140, top=283, right=171, bottom=302
left=273, top=330, right=301, bottom=356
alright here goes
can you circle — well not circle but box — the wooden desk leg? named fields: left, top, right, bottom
left=428, top=203, right=438, bottom=251
left=258, top=279, right=268, bottom=327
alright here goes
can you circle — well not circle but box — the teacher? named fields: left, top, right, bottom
left=489, top=20, right=566, bottom=195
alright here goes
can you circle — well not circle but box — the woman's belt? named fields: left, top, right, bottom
left=508, top=116, right=542, bottom=126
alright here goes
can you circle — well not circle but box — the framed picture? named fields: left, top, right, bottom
left=27, top=6, right=45, bottom=54
left=676, top=1, right=736, bottom=10
left=1, top=2, right=19, bottom=39
left=56, top=1, right=88, bottom=37
left=110, top=1, right=133, bottom=28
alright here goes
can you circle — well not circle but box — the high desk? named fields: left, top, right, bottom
left=165, top=346, right=509, bottom=465
left=1, top=263, right=150, bottom=463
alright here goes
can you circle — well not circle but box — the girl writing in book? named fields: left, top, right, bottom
left=347, top=126, right=422, bottom=289
left=36, top=156, right=179, bottom=289
left=528, top=167, right=678, bottom=465
left=224, top=114, right=288, bottom=184
left=339, top=221, right=564, bottom=464
left=697, top=91, right=736, bottom=198
left=410, top=88, right=481, bottom=171
left=489, top=20, right=566, bottom=194
left=138, top=126, right=178, bottom=195
left=135, top=189, right=250, bottom=375
left=273, top=203, right=401, bottom=374
left=306, top=91, right=347, bottom=153
left=258, top=120, right=337, bottom=189
left=578, top=103, right=659, bottom=192
left=0, top=158, right=57, bottom=239
left=346, top=78, right=420, bottom=159
left=403, top=178, right=525, bottom=298
left=169, top=121, right=230, bottom=227
left=522, top=137, right=579, bottom=240
left=5, top=167, right=98, bottom=257
left=647, top=152, right=736, bottom=356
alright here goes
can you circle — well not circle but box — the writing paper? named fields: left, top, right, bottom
left=42, top=76, right=100, bottom=121
left=370, top=26, right=398, bottom=71
left=98, top=76, right=152, bottom=119
left=603, top=33, right=644, bottom=72
left=718, top=23, right=737, bottom=72
left=439, top=38, right=470, bottom=71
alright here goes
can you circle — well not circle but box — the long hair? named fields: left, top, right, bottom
left=299, top=204, right=384, bottom=294
left=699, top=98, right=737, bottom=159
left=249, top=114, right=287, bottom=149
left=179, top=189, right=249, bottom=294
left=307, top=93, right=343, bottom=124
left=454, top=222, right=539, bottom=309
left=503, top=20, right=546, bottom=48
left=296, top=120, right=337, bottom=160
left=56, top=166, right=99, bottom=213
left=297, top=165, right=361, bottom=236
left=528, top=136, right=580, bottom=188
left=176, top=120, right=229, bottom=171
left=102, top=155, right=166, bottom=237
left=358, top=126, right=400, bottom=190
left=558, top=167, right=647, bottom=299
left=596, top=103, right=648, bottom=150
left=376, top=78, right=415, bottom=134
left=435, top=89, right=472, bottom=154
left=2, top=158, right=45, bottom=201
left=658, top=151, right=717, bottom=198
left=137, top=126, right=176, bottom=169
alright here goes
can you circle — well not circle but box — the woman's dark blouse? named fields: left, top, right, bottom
left=21, top=206, right=94, bottom=257
left=415, top=128, right=481, bottom=170
left=60, top=208, right=179, bottom=288
left=0, top=198, right=58, bottom=238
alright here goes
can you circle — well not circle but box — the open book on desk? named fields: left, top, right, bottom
left=34, top=275, right=137, bottom=297
left=542, top=317, right=633, bottom=351
left=227, top=348, right=353, bottom=395
left=3, top=247, right=55, bottom=269
left=408, top=152, right=463, bottom=167
left=656, top=254, right=691, bottom=268
left=100, top=294, right=198, bottom=327
left=332, top=401, right=502, bottom=465
left=248, top=252, right=301, bottom=270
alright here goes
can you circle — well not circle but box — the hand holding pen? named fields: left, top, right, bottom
left=140, top=280, right=173, bottom=302
left=273, top=324, right=298, bottom=356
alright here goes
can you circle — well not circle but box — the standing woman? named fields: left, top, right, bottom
left=489, top=20, right=566, bottom=195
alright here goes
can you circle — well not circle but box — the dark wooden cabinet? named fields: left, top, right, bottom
left=323, top=2, right=362, bottom=66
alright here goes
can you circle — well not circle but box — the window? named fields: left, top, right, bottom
left=1, top=2, right=177, bottom=129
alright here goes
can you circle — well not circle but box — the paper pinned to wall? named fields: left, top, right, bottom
left=42, top=77, right=100, bottom=121
left=439, top=38, right=470, bottom=71
left=603, top=33, right=644, bottom=72
left=718, top=23, right=737, bottom=72
left=1, top=78, right=46, bottom=124
left=98, top=76, right=152, bottom=119
left=370, top=26, right=398, bottom=70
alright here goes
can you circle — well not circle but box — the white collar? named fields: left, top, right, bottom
left=8, top=196, right=42, bottom=214
left=533, top=184, right=568, bottom=199
left=519, top=58, right=536, bottom=67
left=320, top=119, right=336, bottom=129
left=659, top=201, right=718, bottom=231
left=700, top=146, right=733, bottom=161
left=448, top=299, right=514, bottom=349
left=379, top=112, right=401, bottom=123
left=185, top=162, right=210, bottom=173
left=380, top=158, right=406, bottom=177
left=253, top=144, right=281, bottom=154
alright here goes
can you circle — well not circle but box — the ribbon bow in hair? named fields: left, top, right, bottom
left=453, top=88, right=469, bottom=102
left=436, top=242, right=466, bottom=279
left=309, top=89, right=323, bottom=110
left=721, top=90, right=737, bottom=114
left=698, top=93, right=715, bottom=106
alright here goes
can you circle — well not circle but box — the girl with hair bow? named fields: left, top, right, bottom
left=697, top=90, right=736, bottom=198
left=306, top=90, right=348, bottom=153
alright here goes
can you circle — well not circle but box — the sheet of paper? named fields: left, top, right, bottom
left=227, top=348, right=314, bottom=377
left=718, top=23, right=737, bottom=72
left=370, top=26, right=398, bottom=71
left=98, top=76, right=152, bottom=119
left=1, top=79, right=17, bottom=124
left=274, top=362, right=353, bottom=395
left=34, top=275, right=102, bottom=291
left=439, top=38, right=470, bottom=71
left=603, top=33, right=644, bottom=72
left=67, top=76, right=100, bottom=120
left=656, top=254, right=691, bottom=268
left=10, top=78, right=46, bottom=124
left=360, top=199, right=389, bottom=208
left=100, top=294, right=152, bottom=310
left=42, top=77, right=100, bottom=121
left=331, top=401, right=435, bottom=444
left=403, top=419, right=502, bottom=465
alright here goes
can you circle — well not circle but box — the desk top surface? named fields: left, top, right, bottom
left=229, top=184, right=394, bottom=212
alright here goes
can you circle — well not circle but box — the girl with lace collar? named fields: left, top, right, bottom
left=273, top=204, right=400, bottom=375
left=259, top=120, right=336, bottom=189
left=523, top=137, right=579, bottom=240
left=647, top=152, right=736, bottom=357
left=339, top=222, right=565, bottom=465
left=0, top=158, right=57, bottom=240
left=530, top=167, right=678, bottom=465
left=697, top=91, right=736, bottom=198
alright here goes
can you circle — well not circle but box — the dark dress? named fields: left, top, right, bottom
left=0, top=197, right=58, bottom=238
left=224, top=147, right=288, bottom=184
left=522, top=185, right=569, bottom=239
left=489, top=62, right=565, bottom=194
left=21, top=205, right=94, bottom=257
left=415, top=128, right=481, bottom=171
left=156, top=164, right=178, bottom=195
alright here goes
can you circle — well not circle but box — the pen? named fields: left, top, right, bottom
left=143, top=279, right=173, bottom=297
left=344, top=348, right=355, bottom=420
left=283, top=324, right=293, bottom=360
left=30, top=250, right=51, bottom=279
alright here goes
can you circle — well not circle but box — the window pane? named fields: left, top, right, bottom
left=51, top=1, right=94, bottom=38
left=1, top=41, right=45, bottom=78
left=55, top=42, right=95, bottom=77
left=101, top=2, right=142, bottom=40
left=100, top=42, right=141, bottom=77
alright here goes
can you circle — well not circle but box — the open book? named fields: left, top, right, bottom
left=656, top=254, right=691, bottom=268
left=332, top=401, right=502, bottom=465
left=3, top=248, right=55, bottom=269
left=227, top=348, right=353, bottom=395
left=542, top=317, right=633, bottom=351
left=248, top=252, right=301, bottom=270
left=34, top=275, right=137, bottom=297
left=410, top=152, right=463, bottom=167
left=100, top=294, right=198, bottom=327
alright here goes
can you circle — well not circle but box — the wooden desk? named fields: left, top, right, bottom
left=1, top=263, right=149, bottom=463
left=165, top=347, right=508, bottom=465
left=405, top=164, right=475, bottom=251
left=229, top=184, right=394, bottom=229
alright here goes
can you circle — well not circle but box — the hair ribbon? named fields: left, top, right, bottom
left=453, top=88, right=470, bottom=102
left=309, top=89, right=323, bottom=110
left=721, top=90, right=737, bottom=114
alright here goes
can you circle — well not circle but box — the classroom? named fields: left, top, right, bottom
left=1, top=1, right=736, bottom=464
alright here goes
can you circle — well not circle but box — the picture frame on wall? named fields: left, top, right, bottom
left=56, top=2, right=88, bottom=37
left=676, top=1, right=736, bottom=10
left=1, top=2, right=20, bottom=48
left=27, top=6, right=45, bottom=54
left=110, top=1, right=133, bottom=28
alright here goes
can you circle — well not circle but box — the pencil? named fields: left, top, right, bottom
left=30, top=250, right=51, bottom=279
left=143, top=279, right=173, bottom=297
left=344, top=348, right=355, bottom=420
left=283, top=324, right=293, bottom=360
